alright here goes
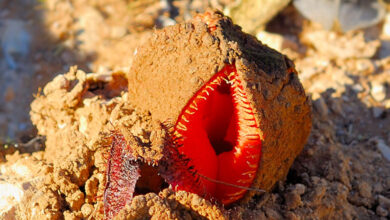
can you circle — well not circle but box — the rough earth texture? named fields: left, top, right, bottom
left=128, top=11, right=311, bottom=202
left=28, top=66, right=229, bottom=220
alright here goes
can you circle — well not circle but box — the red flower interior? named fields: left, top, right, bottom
left=172, top=64, right=262, bottom=205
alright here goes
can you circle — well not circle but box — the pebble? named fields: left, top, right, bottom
left=69, top=190, right=84, bottom=211
left=4, top=86, right=15, bottom=102
left=285, top=191, right=303, bottom=210
left=257, top=31, right=299, bottom=52
left=376, top=206, right=388, bottom=217
left=191, top=196, right=202, bottom=206
left=264, top=208, right=283, bottom=219
left=296, top=0, right=385, bottom=31
left=256, top=31, right=282, bottom=51
left=43, top=74, right=70, bottom=95
left=356, top=59, right=375, bottom=73
left=81, top=204, right=94, bottom=218
left=358, top=181, right=372, bottom=199
left=329, top=99, right=344, bottom=116
left=378, top=195, right=390, bottom=210
left=385, top=100, right=390, bottom=109
left=255, top=193, right=271, bottom=209
left=351, top=84, right=364, bottom=93
left=1, top=19, right=31, bottom=69
left=79, top=116, right=88, bottom=136
left=371, top=82, right=386, bottom=102
left=375, top=139, right=390, bottom=161
left=379, top=40, right=390, bottom=59
left=76, top=7, right=105, bottom=53
left=382, top=14, right=390, bottom=37
left=293, top=0, right=337, bottom=30
left=294, top=184, right=306, bottom=195
left=373, top=183, right=384, bottom=193
left=110, top=26, right=127, bottom=39
left=157, top=16, right=176, bottom=28
left=285, top=211, right=300, bottom=220
left=372, top=106, right=385, bottom=118
left=388, top=135, right=390, bottom=146
left=313, top=97, right=329, bottom=117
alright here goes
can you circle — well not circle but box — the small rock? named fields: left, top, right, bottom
left=85, top=177, right=99, bottom=203
left=191, top=196, right=202, bottom=207
left=1, top=19, right=31, bottom=69
left=256, top=31, right=298, bottom=51
left=372, top=106, right=385, bottom=118
left=79, top=116, right=88, bottom=135
left=294, top=184, right=306, bottom=195
left=43, top=74, right=70, bottom=95
left=293, top=0, right=338, bottom=30
left=356, top=59, right=375, bottom=74
left=67, top=190, right=84, bottom=211
left=227, top=0, right=290, bottom=34
left=256, top=193, right=271, bottom=209
left=382, top=13, right=390, bottom=38
left=375, top=139, right=390, bottom=161
left=386, top=178, right=390, bottom=191
left=352, top=84, right=364, bottom=93
left=385, top=100, right=390, bottom=109
left=376, top=206, right=388, bottom=217
left=373, top=183, right=384, bottom=193
left=264, top=207, right=283, bottom=220
left=358, top=181, right=372, bottom=199
left=284, top=191, right=303, bottom=210
left=110, top=26, right=127, bottom=39
left=257, top=31, right=284, bottom=51
left=81, top=204, right=94, bottom=218
left=371, top=82, right=386, bottom=102
left=379, top=40, right=390, bottom=59
left=329, top=99, right=344, bottom=116
left=285, top=211, right=300, bottom=220
left=156, top=16, right=176, bottom=28
left=296, top=0, right=385, bottom=32
left=76, top=7, right=106, bottom=53
left=307, top=177, right=327, bottom=204
left=284, top=184, right=305, bottom=210
left=4, top=86, right=15, bottom=102
left=63, top=211, right=80, bottom=220
left=313, top=97, right=329, bottom=117
left=378, top=195, right=390, bottom=210
left=253, top=211, right=267, bottom=220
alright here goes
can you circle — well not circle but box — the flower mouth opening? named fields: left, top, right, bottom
left=134, top=163, right=166, bottom=195
left=203, top=74, right=236, bottom=155
left=173, top=64, right=262, bottom=204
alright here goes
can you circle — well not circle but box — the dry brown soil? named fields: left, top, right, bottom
left=1, top=1, right=390, bottom=220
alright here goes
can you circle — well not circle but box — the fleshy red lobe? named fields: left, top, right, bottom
left=103, top=131, right=140, bottom=220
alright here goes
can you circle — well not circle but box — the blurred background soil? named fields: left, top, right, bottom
left=1, top=0, right=390, bottom=219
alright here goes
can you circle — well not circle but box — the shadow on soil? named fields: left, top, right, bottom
left=0, top=0, right=95, bottom=155
left=0, top=0, right=96, bottom=146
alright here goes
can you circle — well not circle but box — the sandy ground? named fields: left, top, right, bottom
left=1, top=0, right=390, bottom=219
